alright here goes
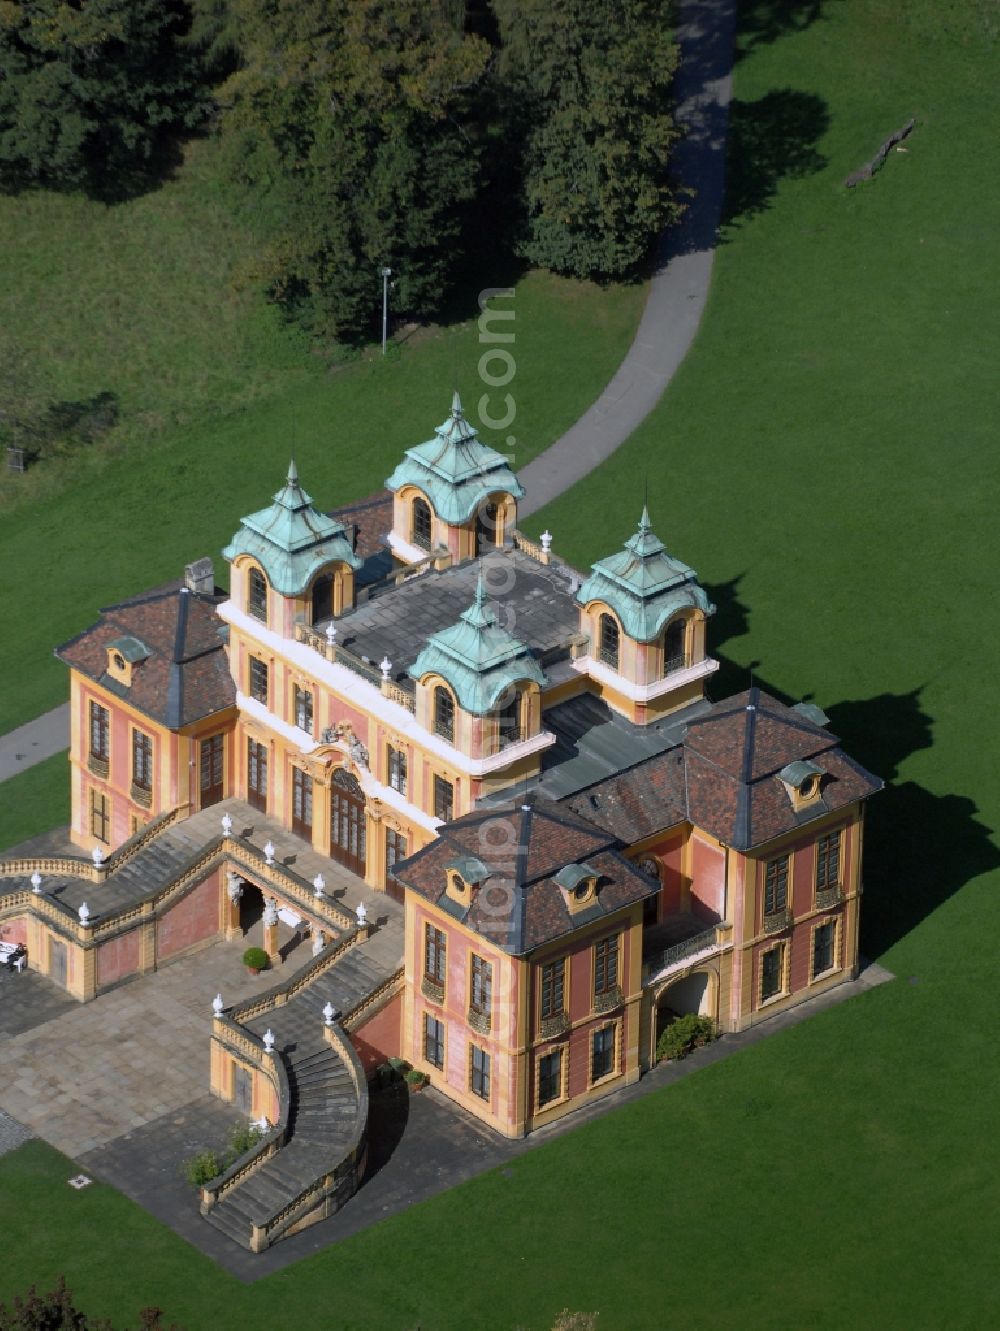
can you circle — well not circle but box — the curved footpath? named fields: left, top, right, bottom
left=0, top=0, right=736, bottom=782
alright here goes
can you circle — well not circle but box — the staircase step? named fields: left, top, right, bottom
left=203, top=1205, right=252, bottom=1248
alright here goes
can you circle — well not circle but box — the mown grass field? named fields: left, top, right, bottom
left=2, top=1, right=999, bottom=1328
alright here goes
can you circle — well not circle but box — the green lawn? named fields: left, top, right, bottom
left=0, top=753, right=69, bottom=854
left=2, top=1, right=1000, bottom=1327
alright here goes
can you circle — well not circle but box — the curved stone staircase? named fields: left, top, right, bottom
left=202, top=938, right=401, bottom=1251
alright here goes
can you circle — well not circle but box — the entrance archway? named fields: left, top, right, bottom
left=238, top=882, right=264, bottom=935
left=653, top=969, right=716, bottom=1047
left=330, top=769, right=367, bottom=877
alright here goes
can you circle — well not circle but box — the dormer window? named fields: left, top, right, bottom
left=599, top=614, right=620, bottom=670
left=778, top=760, right=827, bottom=811
left=663, top=618, right=687, bottom=675
left=105, top=635, right=149, bottom=687
left=412, top=497, right=433, bottom=551
left=554, top=862, right=600, bottom=913
left=434, top=686, right=455, bottom=743
left=247, top=567, right=268, bottom=623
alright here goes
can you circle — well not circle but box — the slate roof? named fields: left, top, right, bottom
left=330, top=549, right=581, bottom=686
left=408, top=576, right=548, bottom=714
left=55, top=583, right=235, bottom=730
left=558, top=687, right=883, bottom=852
left=392, top=800, right=657, bottom=954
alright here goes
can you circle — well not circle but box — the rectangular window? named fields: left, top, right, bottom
left=90, top=788, right=110, bottom=843
left=424, top=924, right=446, bottom=985
left=470, top=1045, right=491, bottom=1101
left=816, top=832, right=841, bottom=890
left=433, top=774, right=454, bottom=822
left=470, top=955, right=492, bottom=1013
left=292, top=767, right=313, bottom=834
left=764, top=854, right=789, bottom=914
left=248, top=567, right=268, bottom=622
left=132, top=730, right=153, bottom=790
left=247, top=738, right=268, bottom=812
left=89, top=702, right=109, bottom=760
left=294, top=685, right=313, bottom=735
left=591, top=1024, right=616, bottom=1082
left=594, top=934, right=620, bottom=996
left=538, top=1049, right=563, bottom=1108
left=813, top=921, right=836, bottom=977
left=540, top=958, right=565, bottom=1019
left=423, top=1013, right=444, bottom=1069
left=385, top=828, right=408, bottom=882
left=387, top=744, right=407, bottom=796
left=761, top=945, right=784, bottom=1002
left=249, top=656, right=269, bottom=705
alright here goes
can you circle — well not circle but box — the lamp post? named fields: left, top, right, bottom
left=380, top=267, right=392, bottom=356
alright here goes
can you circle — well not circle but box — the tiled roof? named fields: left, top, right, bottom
left=392, top=800, right=656, bottom=954
left=558, top=688, right=883, bottom=852
left=55, top=584, right=235, bottom=730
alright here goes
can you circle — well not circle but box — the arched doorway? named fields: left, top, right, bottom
left=654, top=969, right=716, bottom=1046
left=330, top=769, right=367, bottom=877
left=475, top=500, right=499, bottom=554
left=312, top=574, right=333, bottom=624
left=239, top=882, right=264, bottom=935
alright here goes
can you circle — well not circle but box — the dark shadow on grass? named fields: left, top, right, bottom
left=704, top=573, right=751, bottom=660
left=735, top=0, right=834, bottom=62
left=723, top=88, right=830, bottom=226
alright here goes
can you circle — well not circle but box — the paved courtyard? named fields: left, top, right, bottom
left=0, top=936, right=301, bottom=1157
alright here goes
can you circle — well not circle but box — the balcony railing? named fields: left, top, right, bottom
left=815, top=884, right=843, bottom=910
left=130, top=782, right=152, bottom=809
left=467, top=1006, right=491, bottom=1036
left=763, top=907, right=794, bottom=936
left=88, top=752, right=109, bottom=779
left=539, top=1011, right=569, bottom=1040
left=644, top=925, right=719, bottom=980
left=593, top=984, right=623, bottom=1015
left=421, top=974, right=444, bottom=1004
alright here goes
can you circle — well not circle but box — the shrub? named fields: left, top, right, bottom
left=183, top=1150, right=222, bottom=1187
left=241, top=946, right=268, bottom=971
left=404, top=1068, right=429, bottom=1088
left=655, top=1013, right=717, bottom=1063
left=228, top=1120, right=262, bottom=1157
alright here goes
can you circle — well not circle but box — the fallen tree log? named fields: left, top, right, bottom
left=843, top=117, right=916, bottom=188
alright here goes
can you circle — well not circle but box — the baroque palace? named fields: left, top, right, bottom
left=0, top=394, right=880, bottom=1251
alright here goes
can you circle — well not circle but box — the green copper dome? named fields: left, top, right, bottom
left=576, top=507, right=714, bottom=643
left=222, top=461, right=362, bottom=597
left=385, top=392, right=524, bottom=525
left=409, top=575, right=547, bottom=715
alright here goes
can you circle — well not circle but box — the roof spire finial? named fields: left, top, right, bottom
left=287, top=457, right=298, bottom=486
left=451, top=389, right=463, bottom=419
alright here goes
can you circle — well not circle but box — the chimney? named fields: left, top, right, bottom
left=184, top=557, right=215, bottom=596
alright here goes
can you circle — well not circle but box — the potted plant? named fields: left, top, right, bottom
left=404, top=1068, right=430, bottom=1093
left=242, top=946, right=269, bottom=976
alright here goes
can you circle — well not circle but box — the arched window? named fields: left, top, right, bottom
left=412, top=497, right=433, bottom=551
left=663, top=618, right=687, bottom=675
left=493, top=689, right=523, bottom=751
left=311, top=573, right=333, bottom=624
left=433, top=686, right=455, bottom=743
left=599, top=614, right=620, bottom=670
left=247, top=567, right=268, bottom=622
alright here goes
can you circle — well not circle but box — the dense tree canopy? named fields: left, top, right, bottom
left=0, top=0, right=206, bottom=194
left=493, top=0, right=682, bottom=277
left=220, top=0, right=492, bottom=339
left=0, top=0, right=681, bottom=339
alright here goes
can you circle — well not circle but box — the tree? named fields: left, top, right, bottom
left=0, top=1276, right=179, bottom=1330
left=491, top=0, right=682, bottom=277
left=221, top=0, right=492, bottom=340
left=0, top=0, right=206, bottom=194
